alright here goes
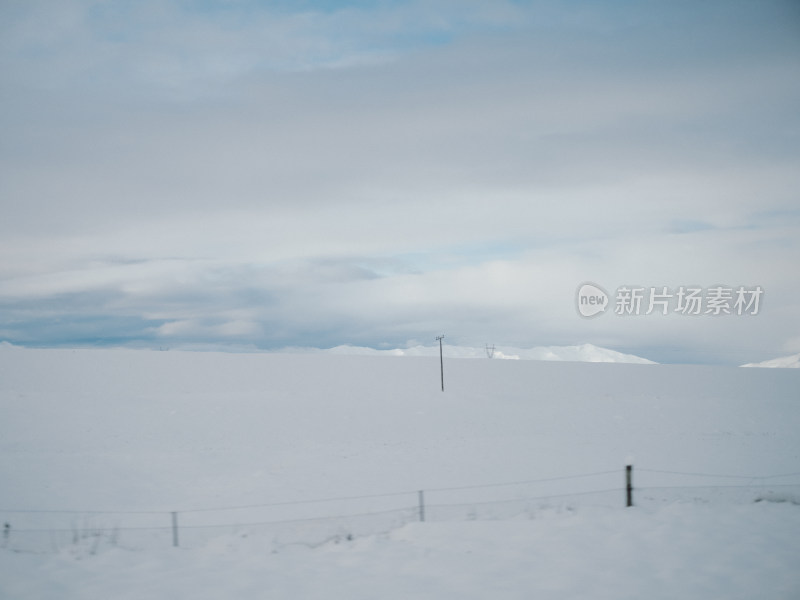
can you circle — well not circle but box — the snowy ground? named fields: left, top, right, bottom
left=3, top=504, right=800, bottom=600
left=1, top=345, right=799, bottom=598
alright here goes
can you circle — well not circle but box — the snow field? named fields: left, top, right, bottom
left=1, top=345, right=799, bottom=598
left=2, top=503, right=799, bottom=600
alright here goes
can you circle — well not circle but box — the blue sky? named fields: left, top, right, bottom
left=1, top=0, right=799, bottom=364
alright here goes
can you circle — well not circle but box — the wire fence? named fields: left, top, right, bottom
left=2, top=466, right=799, bottom=555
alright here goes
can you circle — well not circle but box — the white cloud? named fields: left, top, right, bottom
left=156, top=318, right=263, bottom=340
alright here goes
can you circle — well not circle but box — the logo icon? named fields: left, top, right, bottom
left=576, top=282, right=609, bottom=318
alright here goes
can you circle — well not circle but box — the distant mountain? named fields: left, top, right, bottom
left=321, top=343, right=656, bottom=364
left=741, top=353, right=800, bottom=368
left=0, top=340, right=655, bottom=364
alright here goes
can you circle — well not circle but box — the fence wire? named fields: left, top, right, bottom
left=2, top=468, right=799, bottom=555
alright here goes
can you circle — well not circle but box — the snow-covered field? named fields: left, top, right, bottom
left=1, top=344, right=799, bottom=599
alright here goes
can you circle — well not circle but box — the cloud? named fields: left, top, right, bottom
left=155, top=318, right=263, bottom=339
left=1, top=0, right=799, bottom=363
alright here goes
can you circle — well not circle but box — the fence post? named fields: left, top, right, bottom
left=626, top=465, right=633, bottom=507
left=418, top=490, right=425, bottom=522
left=172, top=512, right=179, bottom=547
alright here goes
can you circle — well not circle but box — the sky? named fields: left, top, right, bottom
left=1, top=0, right=799, bottom=364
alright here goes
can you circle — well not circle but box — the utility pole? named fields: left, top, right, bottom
left=436, top=335, right=445, bottom=391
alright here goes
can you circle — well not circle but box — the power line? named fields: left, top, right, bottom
left=638, top=469, right=800, bottom=480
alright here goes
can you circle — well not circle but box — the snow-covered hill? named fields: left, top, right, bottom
left=310, top=342, right=656, bottom=364
left=0, top=345, right=798, bottom=599
left=741, top=352, right=800, bottom=368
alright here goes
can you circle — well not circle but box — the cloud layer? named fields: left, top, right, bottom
left=1, top=0, right=799, bottom=363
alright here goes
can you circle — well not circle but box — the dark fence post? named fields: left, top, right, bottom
left=418, top=490, right=425, bottom=522
left=626, top=465, right=633, bottom=507
left=172, top=512, right=179, bottom=547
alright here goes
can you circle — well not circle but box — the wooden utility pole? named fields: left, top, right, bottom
left=626, top=465, right=633, bottom=507
left=436, top=335, right=445, bottom=391
left=172, top=512, right=179, bottom=547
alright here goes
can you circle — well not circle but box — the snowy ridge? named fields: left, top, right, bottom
left=741, top=352, right=800, bottom=368
left=0, top=340, right=654, bottom=363
left=305, top=342, right=656, bottom=364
